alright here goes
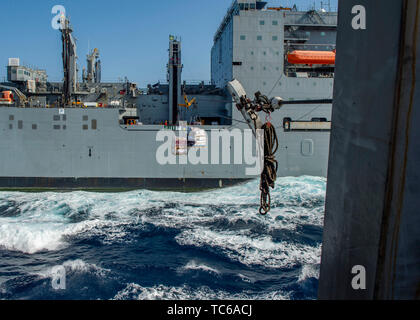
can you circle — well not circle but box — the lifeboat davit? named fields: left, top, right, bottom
left=287, top=50, right=336, bottom=65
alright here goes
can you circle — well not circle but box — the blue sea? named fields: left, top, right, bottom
left=0, top=176, right=326, bottom=300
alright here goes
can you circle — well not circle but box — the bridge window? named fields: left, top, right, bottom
left=240, top=35, right=246, bottom=40
left=257, top=35, right=262, bottom=40
left=259, top=20, right=265, bottom=25
left=272, top=20, right=278, bottom=25
left=272, top=36, right=278, bottom=41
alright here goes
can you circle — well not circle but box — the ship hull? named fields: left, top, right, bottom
left=0, top=176, right=250, bottom=192
left=0, top=106, right=330, bottom=191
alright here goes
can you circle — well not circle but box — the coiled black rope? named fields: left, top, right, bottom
left=259, top=122, right=278, bottom=215
left=234, top=91, right=330, bottom=215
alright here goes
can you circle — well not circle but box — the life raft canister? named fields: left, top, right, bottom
left=0, top=91, right=14, bottom=105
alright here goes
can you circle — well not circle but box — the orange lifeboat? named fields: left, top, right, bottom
left=0, top=91, right=14, bottom=105
left=287, top=50, right=336, bottom=65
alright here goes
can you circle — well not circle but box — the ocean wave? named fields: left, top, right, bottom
left=112, top=283, right=289, bottom=300
left=298, top=264, right=320, bottom=283
left=0, top=259, right=114, bottom=299
left=36, top=259, right=111, bottom=279
left=177, top=260, right=221, bottom=275
left=175, top=229, right=321, bottom=269
left=0, top=176, right=325, bottom=300
left=0, top=176, right=325, bottom=255
left=0, top=218, right=132, bottom=254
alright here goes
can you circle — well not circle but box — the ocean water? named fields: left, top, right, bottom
left=0, top=176, right=326, bottom=300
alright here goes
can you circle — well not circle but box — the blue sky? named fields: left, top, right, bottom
left=0, top=0, right=338, bottom=87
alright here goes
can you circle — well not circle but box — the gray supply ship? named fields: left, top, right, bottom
left=0, top=0, right=337, bottom=191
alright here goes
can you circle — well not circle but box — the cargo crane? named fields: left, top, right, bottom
left=178, top=94, right=196, bottom=109
left=59, top=13, right=78, bottom=106
left=168, top=35, right=183, bottom=124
